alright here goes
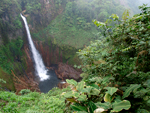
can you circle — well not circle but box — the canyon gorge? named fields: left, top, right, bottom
left=0, top=0, right=144, bottom=92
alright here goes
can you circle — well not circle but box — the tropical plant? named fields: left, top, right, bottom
left=64, top=5, right=150, bottom=113
left=63, top=79, right=132, bottom=113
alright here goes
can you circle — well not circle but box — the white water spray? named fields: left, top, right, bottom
left=21, top=14, right=49, bottom=81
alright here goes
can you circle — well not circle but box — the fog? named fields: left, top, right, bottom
left=126, top=0, right=150, bottom=14
left=137, top=0, right=150, bottom=6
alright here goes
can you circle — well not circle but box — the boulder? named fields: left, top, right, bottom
left=55, top=62, right=82, bottom=81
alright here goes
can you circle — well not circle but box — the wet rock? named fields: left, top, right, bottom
left=55, top=62, right=82, bottom=81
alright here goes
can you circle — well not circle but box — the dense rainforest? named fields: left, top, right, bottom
left=0, top=0, right=150, bottom=112
left=0, top=0, right=130, bottom=91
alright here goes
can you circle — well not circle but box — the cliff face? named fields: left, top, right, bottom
left=34, top=41, right=60, bottom=66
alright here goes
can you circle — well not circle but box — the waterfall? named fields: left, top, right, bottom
left=21, top=14, right=49, bottom=81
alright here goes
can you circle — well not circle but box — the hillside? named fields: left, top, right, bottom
left=0, top=0, right=128, bottom=91
left=0, top=0, right=149, bottom=96
left=0, top=0, right=150, bottom=112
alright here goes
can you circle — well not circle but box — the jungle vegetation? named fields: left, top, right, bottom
left=0, top=0, right=146, bottom=74
left=0, top=0, right=128, bottom=84
left=0, top=4, right=150, bottom=113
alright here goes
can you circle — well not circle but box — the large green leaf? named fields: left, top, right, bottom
left=88, top=83, right=99, bottom=90
left=95, top=102, right=111, bottom=110
left=76, top=81, right=85, bottom=92
left=90, top=88, right=100, bottom=96
left=81, top=86, right=93, bottom=93
left=73, top=92, right=80, bottom=98
left=122, top=84, right=141, bottom=99
left=102, top=76, right=114, bottom=85
left=77, top=94, right=87, bottom=101
left=111, top=100, right=131, bottom=112
left=114, top=95, right=122, bottom=103
left=105, top=87, right=118, bottom=96
left=71, top=105, right=88, bottom=112
left=66, top=79, right=77, bottom=86
left=88, top=101, right=97, bottom=113
left=63, top=91, right=74, bottom=98
left=104, top=93, right=112, bottom=103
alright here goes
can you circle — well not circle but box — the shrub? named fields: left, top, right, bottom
left=64, top=5, right=150, bottom=113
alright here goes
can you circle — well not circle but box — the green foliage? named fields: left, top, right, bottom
left=21, top=0, right=41, bottom=14
left=0, top=0, right=22, bottom=32
left=13, top=15, right=23, bottom=29
left=62, top=79, right=101, bottom=112
left=19, top=89, right=31, bottom=95
left=23, top=0, right=129, bottom=66
left=66, top=79, right=78, bottom=86
left=0, top=38, right=23, bottom=74
left=64, top=5, right=150, bottom=112
left=45, top=14, right=98, bottom=49
left=122, top=84, right=141, bottom=99
left=111, top=100, right=131, bottom=112
left=39, top=0, right=126, bottom=49
left=0, top=79, right=6, bottom=84
left=0, top=0, right=13, bottom=14
left=1, top=1, right=150, bottom=113
left=0, top=79, right=6, bottom=88
left=105, top=87, right=118, bottom=96
left=0, top=87, right=71, bottom=112
left=64, top=78, right=133, bottom=113
left=96, top=100, right=131, bottom=112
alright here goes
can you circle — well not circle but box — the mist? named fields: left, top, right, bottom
left=125, top=0, right=150, bottom=14
left=137, top=0, right=150, bottom=6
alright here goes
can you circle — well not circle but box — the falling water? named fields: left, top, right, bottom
left=21, top=14, right=49, bottom=81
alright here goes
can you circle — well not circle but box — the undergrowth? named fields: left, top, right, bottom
left=0, top=87, right=71, bottom=113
